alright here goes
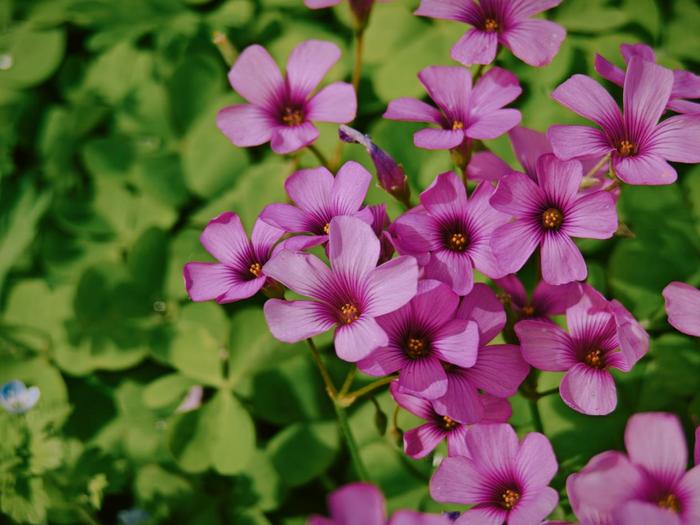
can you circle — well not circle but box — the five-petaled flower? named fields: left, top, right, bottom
left=0, top=380, right=40, bottom=414
left=496, top=274, right=581, bottom=322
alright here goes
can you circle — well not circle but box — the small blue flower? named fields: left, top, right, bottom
left=0, top=380, right=40, bottom=414
left=117, top=508, right=150, bottom=525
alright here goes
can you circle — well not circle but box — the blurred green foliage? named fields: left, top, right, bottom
left=0, top=0, right=699, bottom=523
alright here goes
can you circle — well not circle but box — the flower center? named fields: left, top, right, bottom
left=584, top=348, right=605, bottom=369
left=521, top=304, right=536, bottom=317
left=439, top=415, right=459, bottom=431
left=405, top=336, right=430, bottom=359
left=541, top=208, right=564, bottom=230
left=452, top=120, right=464, bottom=130
left=484, top=18, right=499, bottom=32
left=658, top=493, right=681, bottom=513
left=338, top=303, right=360, bottom=324
left=616, top=139, right=637, bottom=157
left=446, top=232, right=468, bottom=252
left=248, top=262, right=263, bottom=278
left=498, top=488, right=520, bottom=510
left=281, top=106, right=305, bottom=127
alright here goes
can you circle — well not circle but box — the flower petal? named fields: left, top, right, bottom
left=414, top=128, right=465, bottom=150
left=613, top=153, right=678, bottom=185
left=508, top=0, right=563, bottom=18
left=200, top=212, right=250, bottom=265
left=616, top=501, right=682, bottom=525
left=328, top=483, right=386, bottom=525
left=470, top=67, right=522, bottom=115
left=430, top=456, right=492, bottom=505
left=329, top=215, right=380, bottom=280
left=401, top=357, right=448, bottom=399
left=216, top=104, right=274, bottom=147
left=389, top=382, right=434, bottom=419
left=307, top=82, right=357, bottom=123
left=502, top=19, right=566, bottom=67
left=334, top=316, right=389, bottom=362
left=467, top=151, right=516, bottom=181
left=263, top=299, right=335, bottom=343
left=547, top=125, right=613, bottom=160
left=332, top=161, right=372, bottom=215
left=184, top=263, right=237, bottom=302
left=433, top=319, right=480, bottom=369
left=251, top=217, right=285, bottom=259
left=490, top=220, right=541, bottom=276
left=466, top=344, right=530, bottom=397
left=489, top=172, right=543, bottom=218
left=384, top=98, right=443, bottom=124
left=508, top=126, right=552, bottom=179
left=457, top=283, right=507, bottom=345
left=623, top=56, right=673, bottom=142
left=263, top=250, right=331, bottom=298
left=358, top=343, right=406, bottom=376
left=366, top=256, right=419, bottom=316
left=508, top=487, right=559, bottom=525
left=286, top=166, right=334, bottom=213
left=594, top=53, right=625, bottom=87
left=515, top=432, right=558, bottom=488
left=260, top=203, right=313, bottom=233
left=536, top=154, right=582, bottom=207
left=434, top=373, right=484, bottom=424
left=286, top=40, right=341, bottom=100
left=466, top=109, right=521, bottom=140
left=663, top=281, right=700, bottom=337
left=465, top=424, right=520, bottom=477
left=560, top=364, right=617, bottom=416
left=418, top=66, right=472, bottom=121
left=494, top=275, right=528, bottom=309
left=425, top=250, right=474, bottom=296
left=228, top=45, right=284, bottom=109
left=451, top=29, right=499, bottom=67
left=390, top=210, right=442, bottom=257
left=648, top=114, right=700, bottom=163
left=551, top=74, right=623, bottom=133
left=515, top=320, right=575, bottom=371
left=564, top=191, right=618, bottom=239
left=404, top=423, right=447, bottom=459
left=270, top=122, right=320, bottom=154
left=414, top=0, right=480, bottom=23
left=540, top=232, right=587, bottom=285
left=420, top=170, right=468, bottom=217
left=531, top=280, right=582, bottom=316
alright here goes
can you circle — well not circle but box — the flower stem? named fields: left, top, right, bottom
left=306, top=338, right=337, bottom=399
left=579, top=153, right=611, bottom=189
left=340, top=375, right=397, bottom=406
left=528, top=397, right=545, bottom=434
left=352, top=28, right=365, bottom=94
left=536, top=386, right=559, bottom=398
left=307, top=144, right=331, bottom=169
left=339, top=367, right=357, bottom=397
left=333, top=401, right=371, bottom=481
left=212, top=31, right=238, bottom=66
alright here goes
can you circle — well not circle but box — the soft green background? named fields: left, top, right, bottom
left=1, top=0, right=699, bottom=523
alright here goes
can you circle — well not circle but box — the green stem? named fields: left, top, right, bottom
left=306, top=339, right=337, bottom=398
left=341, top=375, right=397, bottom=406
left=339, top=367, right=357, bottom=397
left=536, top=387, right=559, bottom=398
left=528, top=397, right=544, bottom=434
left=307, top=144, right=331, bottom=169
left=352, top=28, right=365, bottom=94
left=333, top=401, right=370, bottom=481
left=75, top=506, right=101, bottom=525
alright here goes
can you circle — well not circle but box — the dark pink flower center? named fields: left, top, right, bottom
left=444, top=230, right=469, bottom=252
left=437, top=415, right=459, bottom=431
left=496, top=487, right=521, bottom=510
left=483, top=18, right=499, bottom=32
left=541, top=207, right=564, bottom=230
left=281, top=105, right=305, bottom=127
left=520, top=304, right=536, bottom=318
left=658, top=493, right=681, bottom=513
left=452, top=120, right=464, bottom=130
left=616, top=139, right=637, bottom=157
left=583, top=348, right=606, bottom=369
left=404, top=335, right=430, bottom=359
left=338, top=303, right=360, bottom=324
left=248, top=261, right=263, bottom=278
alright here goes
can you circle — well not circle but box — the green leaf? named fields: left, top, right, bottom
left=0, top=26, right=65, bottom=88
left=555, top=0, right=630, bottom=32
left=143, top=374, right=195, bottom=409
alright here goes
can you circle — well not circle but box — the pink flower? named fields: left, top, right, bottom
left=358, top=280, right=480, bottom=399
left=489, top=154, right=618, bottom=285
left=217, top=40, right=356, bottom=154
left=183, top=212, right=284, bottom=303
left=414, top=0, right=566, bottom=67
left=263, top=216, right=418, bottom=362
left=515, top=285, right=648, bottom=415
left=369, top=204, right=395, bottom=264
left=567, top=412, right=700, bottom=525
left=495, top=274, right=582, bottom=321
left=595, top=43, right=700, bottom=115
left=549, top=56, right=700, bottom=185
left=663, top=282, right=700, bottom=337
left=384, top=66, right=521, bottom=150
left=430, top=424, right=559, bottom=525
left=260, top=161, right=373, bottom=251
left=391, top=172, right=508, bottom=296
left=390, top=382, right=511, bottom=460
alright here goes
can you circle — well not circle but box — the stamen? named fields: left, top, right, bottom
left=405, top=337, right=429, bottom=359
left=446, top=232, right=468, bottom=252
left=452, top=120, right=464, bottom=130
left=616, top=139, right=637, bottom=157
left=498, top=488, right=520, bottom=510
left=439, top=415, right=459, bottom=431
left=484, top=18, right=499, bottom=32
left=338, top=303, right=360, bottom=324
left=658, top=493, right=681, bottom=513
left=521, top=305, right=536, bottom=317
left=281, top=106, right=304, bottom=127
left=583, top=349, right=605, bottom=369
left=249, top=262, right=263, bottom=278
left=541, top=208, right=564, bottom=230
left=323, top=223, right=330, bottom=235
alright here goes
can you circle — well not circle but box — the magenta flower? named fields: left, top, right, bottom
left=183, top=212, right=284, bottom=303
left=595, top=43, right=700, bottom=115
left=369, top=204, right=395, bottom=264
left=384, top=66, right=521, bottom=150
left=567, top=413, right=700, bottom=525
left=515, top=286, right=648, bottom=415
left=549, top=56, right=700, bottom=185
left=432, top=284, right=529, bottom=423
left=217, top=40, right=356, bottom=154
left=391, top=172, right=508, bottom=296
left=390, top=382, right=511, bottom=460
left=260, top=161, right=373, bottom=251
left=263, top=216, right=418, bottom=362
left=495, top=274, right=582, bottom=321
left=663, top=282, right=700, bottom=337
left=431, top=424, right=559, bottom=525
left=414, top=0, right=566, bottom=67
left=358, top=280, right=480, bottom=399
left=309, top=482, right=451, bottom=525
left=489, top=154, right=618, bottom=285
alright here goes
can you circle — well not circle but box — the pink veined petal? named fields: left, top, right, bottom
left=286, top=39, right=341, bottom=100
left=184, top=263, right=243, bottom=302
left=418, top=66, right=472, bottom=122
left=560, top=363, right=617, bottom=416
left=384, top=98, right=443, bottom=124
left=613, top=153, right=678, bottom=186
left=648, top=114, right=700, bottom=163
left=307, top=82, right=357, bottom=123
left=551, top=73, right=623, bottom=133
left=610, top=299, right=649, bottom=367
left=540, top=232, right=587, bottom=285
left=509, top=126, right=552, bottom=179
left=677, top=465, right=700, bottom=524
left=270, top=122, right=320, bottom=154
left=466, top=108, right=522, bottom=140
left=434, top=373, right=485, bottom=424
left=490, top=220, right=541, bottom=276
left=228, top=45, right=284, bottom=109
left=466, top=344, right=530, bottom=397
left=495, top=275, right=528, bottom=308
left=456, top=283, right=507, bottom=345
left=286, top=166, right=334, bottom=213
left=508, top=487, right=559, bottom=525
left=446, top=425, right=470, bottom=457
left=508, top=0, right=562, bottom=19
left=429, top=456, right=492, bottom=505
left=217, top=277, right=267, bottom=304
left=535, top=154, right=583, bottom=206
left=502, top=19, right=566, bottom=67
left=451, top=29, right=499, bottom=67
left=327, top=483, right=386, bottom=525
left=464, top=423, right=519, bottom=477
left=216, top=104, right=275, bottom=147
left=515, top=320, right=576, bottom=371
left=667, top=98, right=700, bottom=115
left=424, top=250, right=474, bottom=296
left=414, top=128, right=465, bottom=150
left=623, top=56, right=674, bottom=143
left=564, top=191, right=618, bottom=240
left=594, top=54, right=625, bottom=87
left=334, top=316, right=389, bottom=362
left=470, top=67, right=522, bottom=115
left=404, top=423, right=446, bottom=459
left=547, top=125, right=613, bottom=160
left=615, top=501, right=682, bottom=525
left=200, top=212, right=250, bottom=265
left=467, top=151, right=516, bottom=181
left=414, top=0, right=481, bottom=23
left=304, top=0, right=341, bottom=8
left=328, top=216, right=380, bottom=280
left=489, top=172, right=543, bottom=218
left=433, top=319, right=480, bottom=369
left=366, top=255, right=419, bottom=316
left=389, top=382, right=434, bottom=419
left=307, top=516, right=333, bottom=525
left=357, top=344, right=406, bottom=377
left=390, top=210, right=442, bottom=257
left=671, top=69, right=700, bottom=99
left=420, top=170, right=468, bottom=217
left=663, top=282, right=700, bottom=337
left=453, top=507, right=506, bottom=525
left=260, top=203, right=313, bottom=233
left=400, top=357, right=448, bottom=399
left=276, top=234, right=327, bottom=252
left=565, top=287, right=617, bottom=343
left=251, top=217, right=285, bottom=258
left=532, top=280, right=582, bottom=316
left=263, top=250, right=333, bottom=298
left=620, top=43, right=656, bottom=63
left=332, top=161, right=372, bottom=215
left=411, top=279, right=461, bottom=328
left=515, top=433, right=558, bottom=488
left=696, top=428, right=700, bottom=466
left=263, top=299, right=335, bottom=343
left=389, top=510, right=454, bottom=525
left=625, top=412, right=688, bottom=486
left=480, top=395, right=513, bottom=423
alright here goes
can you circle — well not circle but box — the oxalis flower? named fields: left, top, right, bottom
left=184, top=212, right=285, bottom=303
left=217, top=40, right=356, bottom=154
left=549, top=56, right=700, bottom=185
left=495, top=274, right=582, bottom=321
left=663, top=281, right=700, bottom=337
left=566, top=412, right=700, bottom=525
left=595, top=43, right=700, bottom=115
left=515, top=285, right=648, bottom=415
left=414, top=0, right=566, bottom=67
left=263, top=216, right=419, bottom=362
left=489, top=154, right=618, bottom=285
left=390, top=381, right=511, bottom=460
left=384, top=66, right=521, bottom=151
left=260, top=161, right=373, bottom=251
left=391, top=172, right=508, bottom=296
left=358, top=279, right=480, bottom=399
left=0, top=380, right=40, bottom=414
left=430, top=423, right=559, bottom=525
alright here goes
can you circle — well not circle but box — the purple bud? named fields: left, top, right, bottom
left=339, top=125, right=411, bottom=207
